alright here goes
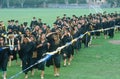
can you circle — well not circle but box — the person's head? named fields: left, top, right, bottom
left=0, top=37, right=4, bottom=45
left=46, top=25, right=51, bottom=34
left=56, top=16, right=60, bottom=20
left=64, top=28, right=69, bottom=35
left=53, top=34, right=60, bottom=44
left=38, top=28, right=43, bottom=34
left=53, top=34, right=58, bottom=41
left=15, top=20, right=19, bottom=25
left=0, top=23, right=2, bottom=30
left=23, top=22, right=28, bottom=27
left=11, top=20, right=15, bottom=25
left=25, top=29, right=30, bottom=34
left=74, top=26, right=78, bottom=31
left=53, top=23, right=58, bottom=29
left=40, top=33, right=46, bottom=40
left=8, top=20, right=11, bottom=25
left=23, top=37, right=29, bottom=43
left=20, top=24, right=23, bottom=27
left=38, top=18, right=42, bottom=22
left=30, top=35, right=36, bottom=41
left=33, top=17, right=36, bottom=21
left=77, top=23, right=82, bottom=29
left=34, top=25, right=40, bottom=31
left=42, top=23, right=47, bottom=29
left=56, top=28, right=61, bottom=33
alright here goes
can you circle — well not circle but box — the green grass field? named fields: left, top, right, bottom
left=0, top=8, right=120, bottom=26
left=0, top=8, right=120, bottom=79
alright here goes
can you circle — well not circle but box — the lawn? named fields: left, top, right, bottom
left=0, top=8, right=120, bottom=79
left=0, top=8, right=120, bottom=26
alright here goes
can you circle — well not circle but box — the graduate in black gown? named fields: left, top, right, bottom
left=30, top=17, right=37, bottom=30
left=95, top=19, right=101, bottom=38
left=0, top=23, right=6, bottom=36
left=61, top=28, right=73, bottom=66
left=36, top=33, right=49, bottom=79
left=73, top=26, right=80, bottom=53
left=7, top=34, right=15, bottom=67
left=0, top=37, right=13, bottom=79
left=52, top=34, right=62, bottom=77
left=101, top=17, right=109, bottom=39
left=13, top=20, right=20, bottom=32
left=46, top=32, right=62, bottom=77
left=29, top=35, right=37, bottom=76
left=10, top=32, right=20, bottom=66
left=108, top=16, right=115, bottom=38
left=81, top=21, right=91, bottom=47
left=20, top=36, right=34, bottom=79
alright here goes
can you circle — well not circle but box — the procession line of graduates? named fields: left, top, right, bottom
left=0, top=11, right=120, bottom=79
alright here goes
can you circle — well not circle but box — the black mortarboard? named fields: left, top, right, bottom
left=15, top=20, right=18, bottom=23
left=23, top=22, right=28, bottom=26
left=63, top=14, right=66, bottom=16
left=11, top=20, right=14, bottom=22
left=8, top=20, right=11, bottom=22
left=47, top=25, right=50, bottom=28
left=43, top=23, right=46, bottom=25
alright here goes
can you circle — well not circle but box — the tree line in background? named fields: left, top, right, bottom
left=0, top=0, right=119, bottom=8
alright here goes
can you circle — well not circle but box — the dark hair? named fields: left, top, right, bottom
left=15, top=20, right=18, bottom=23
left=11, top=20, right=14, bottom=22
left=23, top=22, right=28, bottom=26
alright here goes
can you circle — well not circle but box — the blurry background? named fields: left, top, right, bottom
left=0, top=0, right=120, bottom=8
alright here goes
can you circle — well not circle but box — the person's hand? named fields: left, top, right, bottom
left=63, top=53, right=66, bottom=57
left=47, top=43, right=50, bottom=46
left=10, top=55, right=13, bottom=59
left=17, top=40, right=20, bottom=44
left=14, top=47, right=17, bottom=51
left=26, top=37, right=31, bottom=42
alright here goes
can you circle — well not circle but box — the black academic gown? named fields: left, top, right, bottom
left=36, top=40, right=48, bottom=70
left=101, top=21, right=108, bottom=35
left=46, top=40, right=62, bottom=68
left=108, top=20, right=115, bottom=38
left=61, top=34, right=73, bottom=59
left=0, top=46, right=10, bottom=71
left=81, top=24, right=91, bottom=47
left=20, top=42, right=34, bottom=74
left=73, top=31, right=81, bottom=50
